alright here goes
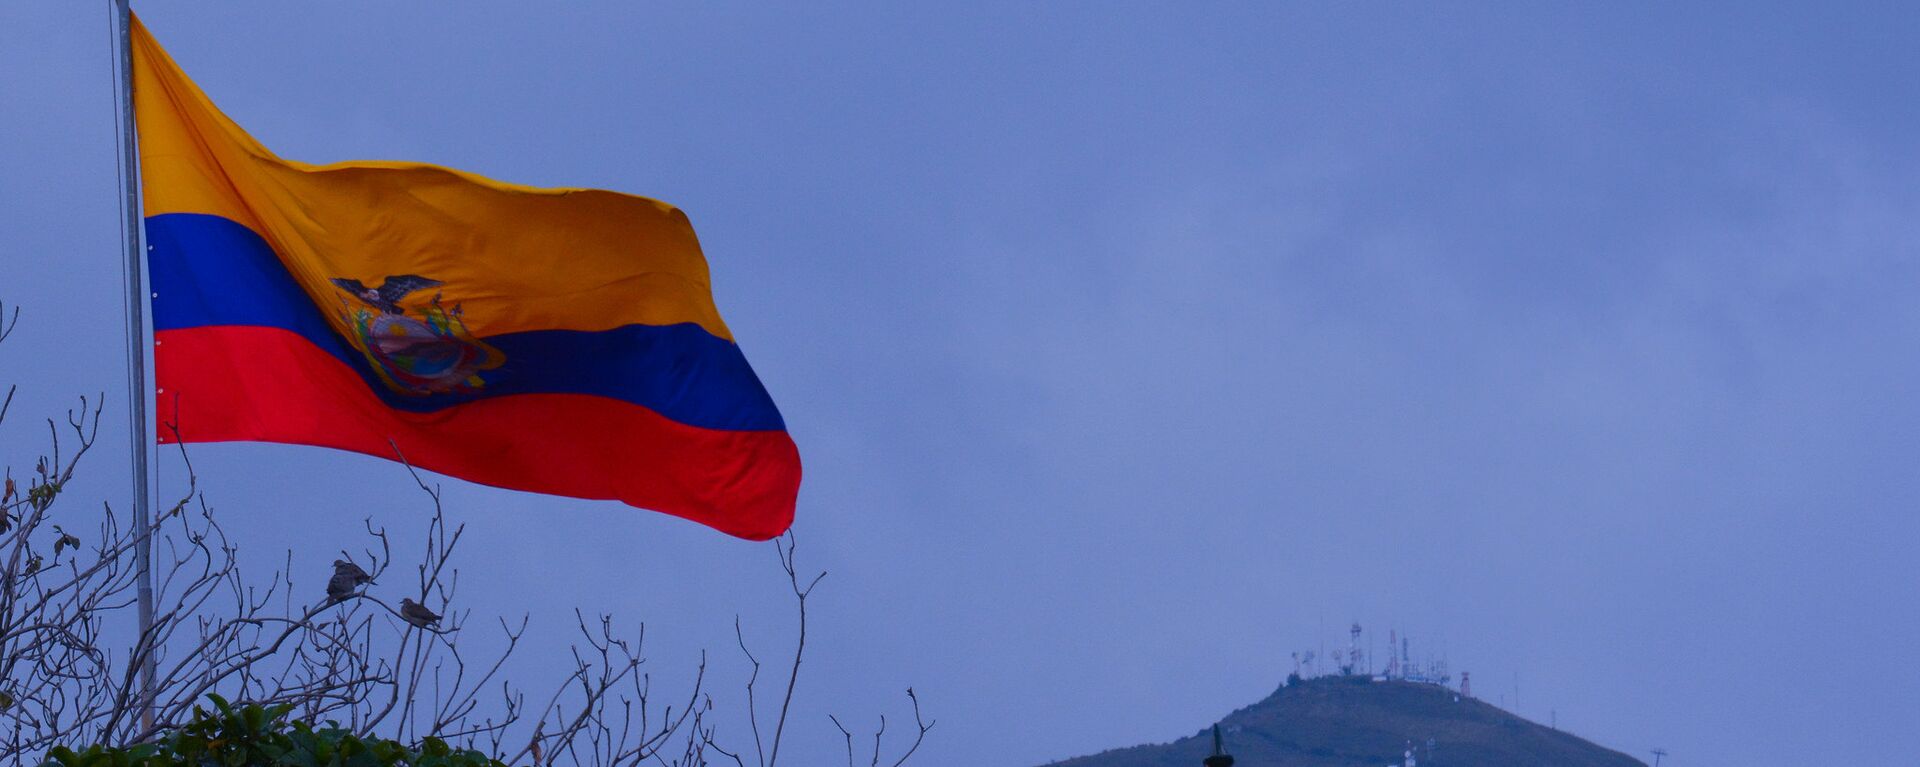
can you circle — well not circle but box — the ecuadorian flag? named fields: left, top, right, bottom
left=132, top=16, right=799, bottom=540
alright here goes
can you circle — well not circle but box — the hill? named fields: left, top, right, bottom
left=1038, top=675, right=1646, bottom=767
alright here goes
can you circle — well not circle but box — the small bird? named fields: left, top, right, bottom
left=399, top=598, right=442, bottom=628
left=326, top=559, right=375, bottom=603
left=333, top=559, right=375, bottom=586
left=325, top=572, right=358, bottom=603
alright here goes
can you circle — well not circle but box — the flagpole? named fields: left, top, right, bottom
left=111, top=0, right=158, bottom=734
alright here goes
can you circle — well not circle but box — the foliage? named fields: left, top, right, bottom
left=41, top=694, right=502, bottom=767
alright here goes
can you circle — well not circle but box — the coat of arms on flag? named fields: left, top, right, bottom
left=329, top=275, right=504, bottom=395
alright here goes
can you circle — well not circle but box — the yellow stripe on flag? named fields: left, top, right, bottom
left=132, top=14, right=736, bottom=341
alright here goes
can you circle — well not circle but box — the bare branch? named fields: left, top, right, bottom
left=0, top=302, right=929, bottom=766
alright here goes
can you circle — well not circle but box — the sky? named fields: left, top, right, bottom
left=3, top=2, right=1918, bottom=765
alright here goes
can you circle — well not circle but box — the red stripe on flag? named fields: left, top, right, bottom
left=155, top=325, right=799, bottom=540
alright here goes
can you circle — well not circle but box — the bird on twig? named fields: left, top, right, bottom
left=333, top=559, right=375, bottom=586
left=326, top=559, right=376, bottom=603
left=399, top=598, right=443, bottom=628
left=325, top=573, right=357, bottom=603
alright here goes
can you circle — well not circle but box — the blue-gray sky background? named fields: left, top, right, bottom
left=3, top=3, right=1917, bottom=764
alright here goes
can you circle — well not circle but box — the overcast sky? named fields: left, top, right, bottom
left=4, top=3, right=1918, bottom=765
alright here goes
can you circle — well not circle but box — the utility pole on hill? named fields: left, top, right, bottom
left=1202, top=724, right=1234, bottom=767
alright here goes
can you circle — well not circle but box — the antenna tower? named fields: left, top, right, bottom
left=1386, top=629, right=1399, bottom=678
left=1344, top=623, right=1362, bottom=675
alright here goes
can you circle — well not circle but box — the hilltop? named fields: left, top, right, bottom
left=1039, top=675, right=1646, bottom=767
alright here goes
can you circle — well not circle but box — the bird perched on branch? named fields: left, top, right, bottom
left=326, top=559, right=376, bottom=603
left=325, top=573, right=358, bottom=602
left=399, top=598, right=442, bottom=628
left=334, top=559, right=374, bottom=585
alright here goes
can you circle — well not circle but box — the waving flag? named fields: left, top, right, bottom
left=131, top=16, right=799, bottom=540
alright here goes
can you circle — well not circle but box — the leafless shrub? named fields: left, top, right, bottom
left=0, top=300, right=927, bottom=765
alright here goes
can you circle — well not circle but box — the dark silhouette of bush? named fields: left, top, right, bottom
left=40, top=695, right=502, bottom=767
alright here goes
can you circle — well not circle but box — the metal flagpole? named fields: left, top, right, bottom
left=110, top=0, right=158, bottom=734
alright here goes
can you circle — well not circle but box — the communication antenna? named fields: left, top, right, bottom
left=1318, top=614, right=1325, bottom=677
left=1649, top=748, right=1667, bottom=766
left=1386, top=629, right=1399, bottom=678
left=1367, top=628, right=1374, bottom=676
left=1343, top=623, right=1362, bottom=675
